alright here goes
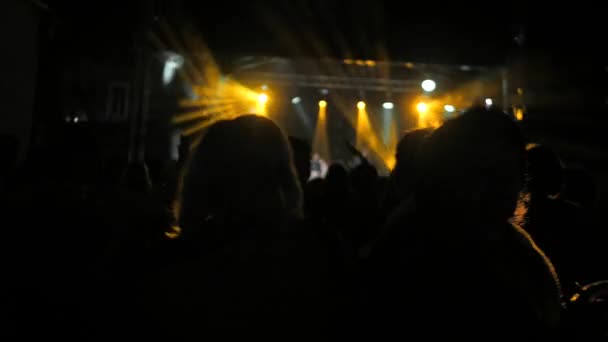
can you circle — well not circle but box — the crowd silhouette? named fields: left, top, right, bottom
left=1, top=108, right=607, bottom=340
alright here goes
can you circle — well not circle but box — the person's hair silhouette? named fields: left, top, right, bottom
left=416, top=107, right=525, bottom=222
left=391, top=128, right=433, bottom=198
left=179, top=114, right=302, bottom=230
left=288, top=136, right=312, bottom=187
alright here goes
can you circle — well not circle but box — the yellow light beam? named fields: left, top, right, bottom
left=258, top=93, right=269, bottom=104
left=356, top=107, right=382, bottom=153
left=416, top=101, right=430, bottom=128
left=312, top=104, right=331, bottom=162
left=181, top=117, right=225, bottom=136
left=172, top=105, right=234, bottom=124
left=172, top=111, right=213, bottom=125
left=515, top=108, right=524, bottom=121
left=179, top=98, right=238, bottom=107
left=354, top=103, right=396, bottom=172
left=416, top=101, right=429, bottom=114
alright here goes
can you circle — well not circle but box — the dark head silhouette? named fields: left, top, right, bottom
left=323, top=162, right=351, bottom=211
left=417, top=107, right=525, bottom=223
left=325, top=163, right=349, bottom=192
left=391, top=128, right=433, bottom=198
left=369, top=108, right=562, bottom=339
left=526, top=144, right=563, bottom=198
left=288, top=136, right=312, bottom=187
left=350, top=160, right=378, bottom=197
left=179, top=115, right=302, bottom=229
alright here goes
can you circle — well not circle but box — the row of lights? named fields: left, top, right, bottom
left=295, top=99, right=457, bottom=114
left=344, top=59, right=377, bottom=67
left=288, top=79, right=438, bottom=110
left=290, top=97, right=490, bottom=112
left=286, top=79, right=438, bottom=106
left=269, top=80, right=493, bottom=115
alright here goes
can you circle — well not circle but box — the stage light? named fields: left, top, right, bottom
left=73, top=117, right=79, bottom=123
left=162, top=52, right=184, bottom=85
left=365, top=60, right=376, bottom=67
left=357, top=101, right=366, bottom=110
left=485, top=98, right=493, bottom=106
left=421, top=79, right=436, bottom=92
left=314, top=98, right=330, bottom=163
left=291, top=97, right=301, bottom=104
left=165, top=225, right=182, bottom=239
left=444, top=104, right=455, bottom=112
left=382, top=102, right=394, bottom=109
left=320, top=88, right=329, bottom=95
left=261, top=84, right=268, bottom=91
left=417, top=102, right=429, bottom=114
left=515, top=108, right=524, bottom=121
left=258, top=93, right=268, bottom=104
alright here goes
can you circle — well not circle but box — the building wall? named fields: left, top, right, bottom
left=0, top=0, right=39, bottom=163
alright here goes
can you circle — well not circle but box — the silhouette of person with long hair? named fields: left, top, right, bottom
left=114, top=115, right=341, bottom=340
left=367, top=108, right=562, bottom=340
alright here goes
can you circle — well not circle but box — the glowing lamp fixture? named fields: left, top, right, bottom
left=382, top=102, right=394, bottom=109
left=258, top=93, right=269, bottom=104
left=416, top=102, right=429, bottom=114
left=421, top=79, right=436, bottom=92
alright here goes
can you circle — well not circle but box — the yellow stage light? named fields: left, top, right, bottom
left=357, top=101, right=366, bottom=110
left=258, top=93, right=268, bottom=104
left=515, top=108, right=524, bottom=121
left=421, top=79, right=436, bottom=92
left=417, top=102, right=429, bottom=114
left=319, top=100, right=327, bottom=108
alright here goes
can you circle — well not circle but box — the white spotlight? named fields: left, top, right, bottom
left=382, top=102, right=394, bottom=109
left=258, top=93, right=268, bottom=104
left=162, top=52, right=184, bottom=85
left=421, top=79, right=436, bottom=92
left=485, top=98, right=493, bottom=106
left=444, top=104, right=455, bottom=112
left=291, top=97, right=301, bottom=104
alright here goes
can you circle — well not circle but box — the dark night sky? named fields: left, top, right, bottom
left=44, top=0, right=608, bottom=66
left=185, top=1, right=608, bottom=65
